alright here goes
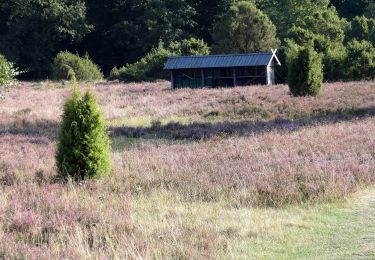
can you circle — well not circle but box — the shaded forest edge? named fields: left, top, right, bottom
left=0, top=0, right=374, bottom=83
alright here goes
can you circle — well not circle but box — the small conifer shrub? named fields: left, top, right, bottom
left=287, top=45, right=323, bottom=97
left=56, top=75, right=110, bottom=180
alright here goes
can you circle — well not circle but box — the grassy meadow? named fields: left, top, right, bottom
left=0, top=80, right=375, bottom=259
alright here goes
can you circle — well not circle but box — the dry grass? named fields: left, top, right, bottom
left=0, top=80, right=374, bottom=258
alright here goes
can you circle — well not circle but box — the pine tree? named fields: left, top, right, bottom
left=56, top=75, right=110, bottom=180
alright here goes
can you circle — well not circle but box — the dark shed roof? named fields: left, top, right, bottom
left=164, top=51, right=281, bottom=70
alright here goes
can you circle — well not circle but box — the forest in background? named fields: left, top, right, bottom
left=0, top=0, right=374, bottom=81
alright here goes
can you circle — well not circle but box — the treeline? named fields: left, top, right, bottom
left=0, top=0, right=374, bottom=81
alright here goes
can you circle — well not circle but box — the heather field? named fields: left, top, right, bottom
left=0, top=81, right=375, bottom=259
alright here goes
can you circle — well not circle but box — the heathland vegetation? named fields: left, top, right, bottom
left=0, top=0, right=375, bottom=258
left=0, top=80, right=374, bottom=257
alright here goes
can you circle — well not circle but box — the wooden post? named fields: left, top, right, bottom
left=201, top=69, right=205, bottom=87
left=233, top=68, right=237, bottom=86
left=170, top=71, right=175, bottom=88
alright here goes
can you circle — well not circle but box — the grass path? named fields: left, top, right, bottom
left=131, top=188, right=375, bottom=259
left=249, top=188, right=375, bottom=259
left=322, top=188, right=375, bottom=259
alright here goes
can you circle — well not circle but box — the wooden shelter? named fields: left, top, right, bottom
left=164, top=50, right=281, bottom=88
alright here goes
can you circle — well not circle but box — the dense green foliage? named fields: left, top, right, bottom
left=52, top=52, right=103, bottom=81
left=110, top=39, right=210, bottom=82
left=56, top=76, right=110, bottom=180
left=169, top=38, right=210, bottom=56
left=109, top=42, right=170, bottom=82
left=348, top=16, right=375, bottom=43
left=0, top=0, right=374, bottom=82
left=212, top=1, right=279, bottom=53
left=286, top=6, right=348, bottom=80
left=344, top=40, right=375, bottom=80
left=287, top=45, right=323, bottom=96
left=0, top=55, right=17, bottom=92
left=254, top=0, right=332, bottom=39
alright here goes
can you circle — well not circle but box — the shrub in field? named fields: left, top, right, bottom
left=56, top=76, right=110, bottom=180
left=110, top=38, right=210, bottom=82
left=287, top=44, right=323, bottom=96
left=52, top=51, right=103, bottom=81
left=0, top=55, right=17, bottom=96
left=344, top=40, right=375, bottom=80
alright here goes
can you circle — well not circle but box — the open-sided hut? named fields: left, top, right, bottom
left=164, top=50, right=281, bottom=88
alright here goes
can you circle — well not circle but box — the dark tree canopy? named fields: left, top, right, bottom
left=0, top=0, right=92, bottom=77
left=348, top=16, right=375, bottom=44
left=82, top=0, right=195, bottom=74
left=365, top=3, right=375, bottom=19
left=185, top=0, right=232, bottom=44
left=330, top=0, right=371, bottom=19
left=0, top=0, right=374, bottom=82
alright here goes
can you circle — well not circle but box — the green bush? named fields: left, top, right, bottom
left=110, top=38, right=210, bottom=82
left=323, top=45, right=347, bottom=81
left=169, top=38, right=210, bottom=56
left=56, top=76, right=110, bottom=180
left=345, top=40, right=375, bottom=80
left=52, top=51, right=103, bottom=81
left=287, top=44, right=324, bottom=97
left=0, top=55, right=17, bottom=95
left=109, top=42, right=170, bottom=82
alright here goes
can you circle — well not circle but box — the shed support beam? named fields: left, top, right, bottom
left=201, top=69, right=205, bottom=87
left=170, top=71, right=175, bottom=88
left=233, top=68, right=237, bottom=86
